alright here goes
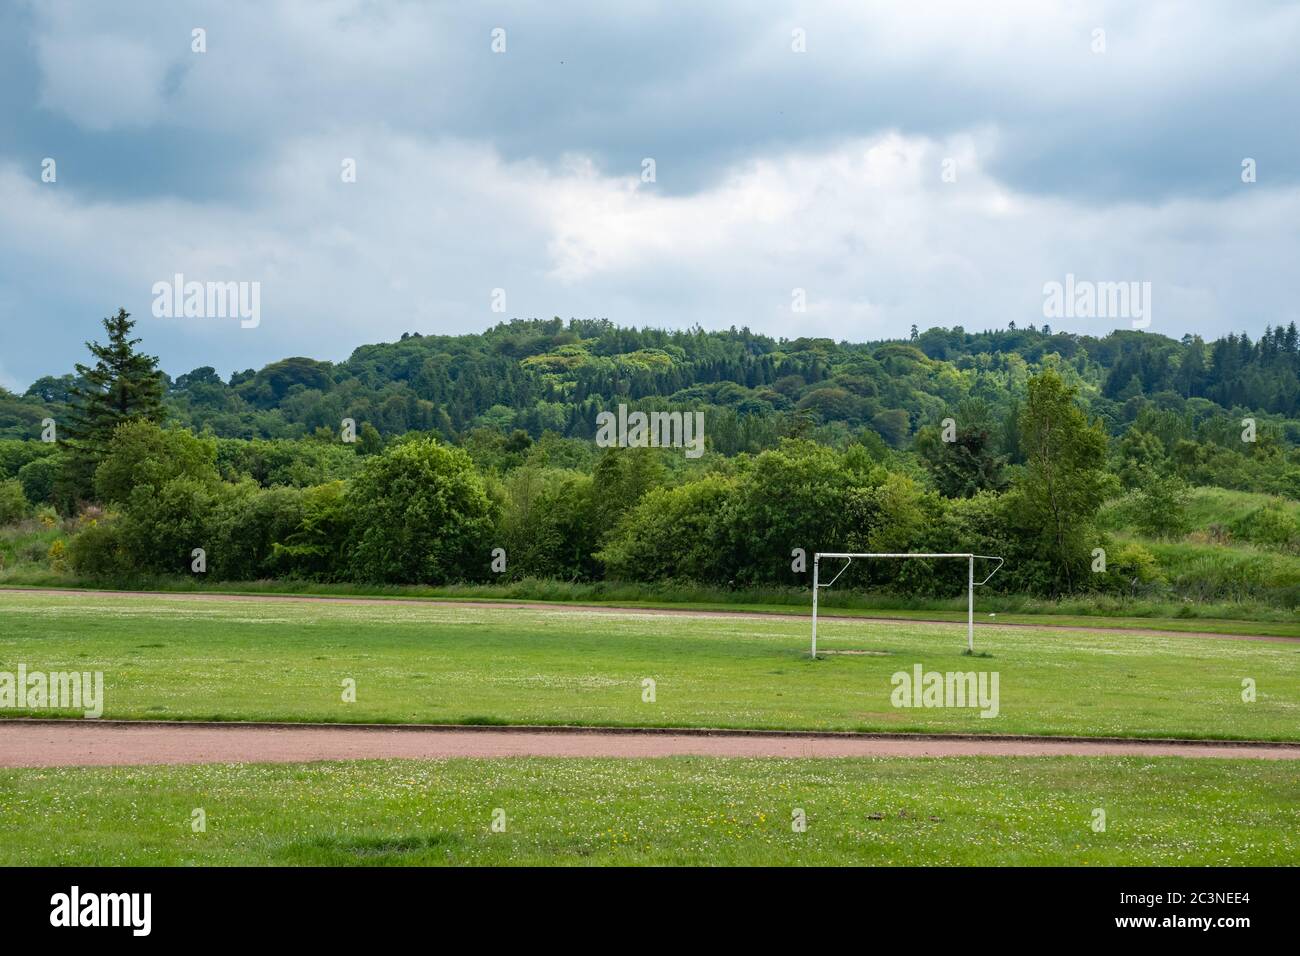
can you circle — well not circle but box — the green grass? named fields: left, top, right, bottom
left=1100, top=485, right=1297, bottom=534
left=1, top=593, right=1296, bottom=739
left=1131, top=535, right=1300, bottom=604
left=1182, top=486, right=1300, bottom=530
left=1099, top=486, right=1300, bottom=605
left=0, top=517, right=67, bottom=576
left=3, top=575, right=1298, bottom=635
left=0, top=756, right=1295, bottom=865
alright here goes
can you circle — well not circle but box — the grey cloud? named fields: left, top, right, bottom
left=1, top=1, right=1297, bottom=388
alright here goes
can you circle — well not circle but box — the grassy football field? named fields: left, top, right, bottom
left=0, top=593, right=1295, bottom=740
left=3, top=592, right=1297, bottom=867
left=1, top=756, right=1296, bottom=866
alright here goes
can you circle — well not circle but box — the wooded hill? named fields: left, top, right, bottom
left=6, top=319, right=1300, bottom=459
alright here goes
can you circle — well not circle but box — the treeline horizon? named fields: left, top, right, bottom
left=6, top=317, right=1300, bottom=452
left=1, top=311, right=1298, bottom=610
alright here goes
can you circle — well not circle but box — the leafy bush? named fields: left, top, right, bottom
left=206, top=482, right=305, bottom=579
left=346, top=437, right=497, bottom=584
left=68, top=519, right=129, bottom=577
left=271, top=481, right=352, bottom=580
left=1129, top=474, right=1192, bottom=540
left=1230, top=503, right=1300, bottom=553
left=17, top=456, right=59, bottom=506
left=94, top=421, right=218, bottom=504
left=599, top=475, right=736, bottom=582
left=0, top=479, right=28, bottom=525
left=1096, top=541, right=1164, bottom=595
left=115, top=477, right=224, bottom=574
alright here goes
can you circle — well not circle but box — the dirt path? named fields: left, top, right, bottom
left=2, top=720, right=1297, bottom=767
left=4, top=586, right=1297, bottom=644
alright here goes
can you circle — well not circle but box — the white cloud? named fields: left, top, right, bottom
left=33, top=31, right=174, bottom=131
left=3, top=124, right=1297, bottom=386
left=0, top=0, right=1295, bottom=388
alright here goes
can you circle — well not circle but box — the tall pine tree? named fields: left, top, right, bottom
left=62, top=308, right=166, bottom=495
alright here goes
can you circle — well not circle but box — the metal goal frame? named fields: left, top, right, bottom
left=810, top=552, right=1004, bottom=658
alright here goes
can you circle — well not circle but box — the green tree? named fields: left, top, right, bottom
left=271, top=481, right=353, bottom=579
left=94, top=421, right=218, bottom=504
left=1116, top=428, right=1166, bottom=488
left=870, top=408, right=910, bottom=447
left=915, top=403, right=1007, bottom=499
left=17, top=455, right=61, bottom=507
left=1007, top=370, right=1112, bottom=591
left=494, top=468, right=572, bottom=580
left=347, top=437, right=497, bottom=583
left=356, top=422, right=385, bottom=456
left=207, top=482, right=305, bottom=579
left=116, top=476, right=225, bottom=574
left=589, top=447, right=666, bottom=535
left=1129, top=473, right=1191, bottom=540
left=0, top=479, right=28, bottom=524
left=63, top=309, right=166, bottom=496
left=716, top=441, right=874, bottom=586
left=526, top=471, right=602, bottom=579
left=598, top=475, right=736, bottom=582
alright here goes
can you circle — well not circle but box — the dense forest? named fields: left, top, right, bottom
left=7, top=317, right=1300, bottom=451
left=2, top=313, right=1299, bottom=609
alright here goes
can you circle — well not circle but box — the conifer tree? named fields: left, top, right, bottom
left=62, top=308, right=166, bottom=495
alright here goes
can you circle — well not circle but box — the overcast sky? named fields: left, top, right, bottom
left=2, top=0, right=1298, bottom=390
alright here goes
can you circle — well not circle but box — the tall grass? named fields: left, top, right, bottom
left=0, top=516, right=70, bottom=576
left=1132, top=535, right=1300, bottom=605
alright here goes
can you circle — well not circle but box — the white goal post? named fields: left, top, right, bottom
left=811, top=553, right=1004, bottom=658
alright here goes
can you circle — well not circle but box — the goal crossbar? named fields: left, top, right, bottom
left=810, top=552, right=1004, bottom=658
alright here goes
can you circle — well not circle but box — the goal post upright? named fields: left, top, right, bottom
left=809, top=552, right=1003, bottom=658
left=811, top=554, right=820, bottom=660
left=968, top=554, right=974, bottom=654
